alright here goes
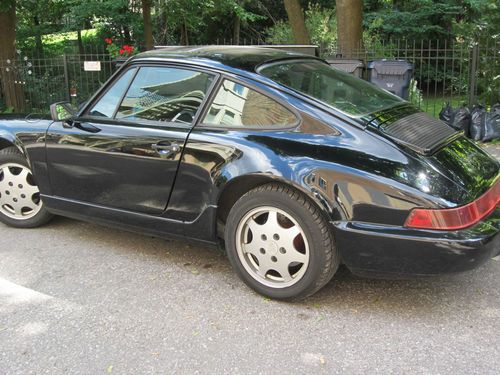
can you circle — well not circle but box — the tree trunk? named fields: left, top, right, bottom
left=33, top=16, right=43, bottom=57
left=77, top=29, right=84, bottom=55
left=180, top=22, right=189, bottom=45
left=283, top=0, right=310, bottom=45
left=0, top=4, right=16, bottom=62
left=142, top=0, right=153, bottom=50
left=336, top=0, right=363, bottom=58
left=154, top=1, right=168, bottom=45
left=122, top=26, right=132, bottom=45
left=233, top=14, right=240, bottom=45
left=159, top=17, right=168, bottom=45
left=0, top=1, right=24, bottom=112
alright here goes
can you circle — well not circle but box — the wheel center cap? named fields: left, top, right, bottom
left=267, top=241, right=278, bottom=256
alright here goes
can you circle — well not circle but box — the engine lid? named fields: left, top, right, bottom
left=364, top=104, right=461, bottom=155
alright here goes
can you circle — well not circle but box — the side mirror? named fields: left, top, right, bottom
left=50, top=102, right=75, bottom=122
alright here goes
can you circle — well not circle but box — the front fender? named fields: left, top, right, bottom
left=0, top=116, right=53, bottom=194
left=0, top=130, right=29, bottom=160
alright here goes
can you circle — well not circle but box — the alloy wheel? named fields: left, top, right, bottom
left=0, top=163, right=42, bottom=220
left=235, top=206, right=310, bottom=288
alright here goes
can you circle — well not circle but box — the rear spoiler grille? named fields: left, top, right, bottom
left=380, top=112, right=459, bottom=155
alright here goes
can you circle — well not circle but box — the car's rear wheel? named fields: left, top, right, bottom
left=0, top=147, right=53, bottom=228
left=225, top=183, right=340, bottom=300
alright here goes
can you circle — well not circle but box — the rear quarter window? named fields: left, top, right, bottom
left=202, top=79, right=297, bottom=128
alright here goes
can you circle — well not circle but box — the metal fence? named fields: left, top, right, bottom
left=334, top=39, right=499, bottom=116
left=0, top=52, right=115, bottom=113
left=0, top=39, right=498, bottom=117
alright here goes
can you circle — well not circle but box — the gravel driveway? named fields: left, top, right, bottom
left=0, top=216, right=499, bottom=374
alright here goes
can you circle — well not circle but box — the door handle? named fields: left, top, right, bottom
left=152, top=142, right=181, bottom=157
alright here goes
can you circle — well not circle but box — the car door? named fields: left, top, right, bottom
left=165, top=77, right=300, bottom=228
left=45, top=64, right=217, bottom=215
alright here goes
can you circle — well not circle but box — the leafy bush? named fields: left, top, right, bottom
left=265, top=4, right=337, bottom=57
left=408, top=79, right=423, bottom=107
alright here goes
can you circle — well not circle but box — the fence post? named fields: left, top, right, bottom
left=468, top=43, right=479, bottom=107
left=62, top=54, right=71, bottom=102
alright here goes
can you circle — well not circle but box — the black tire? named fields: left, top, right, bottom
left=0, top=146, right=53, bottom=228
left=225, top=183, right=340, bottom=300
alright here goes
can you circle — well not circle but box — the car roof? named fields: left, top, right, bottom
left=132, top=45, right=322, bottom=73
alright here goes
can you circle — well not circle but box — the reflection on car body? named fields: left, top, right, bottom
left=0, top=46, right=498, bottom=300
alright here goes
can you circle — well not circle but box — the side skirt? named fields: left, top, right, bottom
left=41, top=195, right=219, bottom=247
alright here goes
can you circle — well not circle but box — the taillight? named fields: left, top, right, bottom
left=405, top=178, right=500, bottom=230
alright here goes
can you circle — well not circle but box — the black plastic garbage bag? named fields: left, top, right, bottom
left=450, top=105, right=471, bottom=135
left=482, top=104, right=500, bottom=142
left=439, top=103, right=453, bottom=125
left=470, top=105, right=486, bottom=141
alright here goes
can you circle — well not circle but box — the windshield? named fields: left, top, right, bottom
left=259, top=59, right=403, bottom=117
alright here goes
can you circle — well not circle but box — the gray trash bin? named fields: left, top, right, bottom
left=326, top=59, right=364, bottom=78
left=367, top=59, right=413, bottom=99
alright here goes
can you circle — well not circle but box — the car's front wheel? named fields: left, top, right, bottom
left=0, top=147, right=53, bottom=228
left=225, top=183, right=340, bottom=300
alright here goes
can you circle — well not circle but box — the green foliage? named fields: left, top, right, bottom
left=0, top=104, right=15, bottom=114
left=265, top=3, right=390, bottom=57
left=16, top=0, right=69, bottom=43
left=69, top=0, right=143, bottom=42
left=452, top=1, right=500, bottom=104
left=365, top=0, right=500, bottom=42
left=266, top=4, right=337, bottom=56
left=452, top=0, right=500, bottom=41
left=16, top=29, right=101, bottom=57
left=265, top=20, right=293, bottom=45
left=154, top=0, right=264, bottom=44
left=105, top=39, right=138, bottom=58
left=3, top=0, right=499, bottom=112
left=155, top=0, right=215, bottom=41
left=305, top=4, right=337, bottom=56
left=8, top=0, right=500, bottom=56
left=408, top=79, right=424, bottom=107
left=364, top=0, right=462, bottom=40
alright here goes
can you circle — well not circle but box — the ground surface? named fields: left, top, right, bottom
left=1, top=143, right=499, bottom=374
left=1, top=216, right=499, bottom=375
left=482, top=142, right=500, bottom=160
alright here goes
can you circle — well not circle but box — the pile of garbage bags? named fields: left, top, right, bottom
left=439, top=103, right=500, bottom=142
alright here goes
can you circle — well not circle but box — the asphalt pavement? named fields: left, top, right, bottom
left=1, top=215, right=499, bottom=374
left=483, top=142, right=500, bottom=160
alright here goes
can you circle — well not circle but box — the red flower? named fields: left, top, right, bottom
left=104, top=38, right=113, bottom=45
left=119, top=49, right=125, bottom=55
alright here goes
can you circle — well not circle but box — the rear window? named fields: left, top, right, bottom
left=259, top=59, right=403, bottom=117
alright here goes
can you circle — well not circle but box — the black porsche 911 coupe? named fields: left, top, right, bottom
left=0, top=46, right=498, bottom=299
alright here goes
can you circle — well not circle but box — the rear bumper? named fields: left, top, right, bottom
left=332, top=207, right=500, bottom=278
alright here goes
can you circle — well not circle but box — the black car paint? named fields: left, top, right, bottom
left=0, top=46, right=498, bottom=277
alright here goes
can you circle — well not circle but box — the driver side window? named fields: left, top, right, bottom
left=115, top=66, right=214, bottom=125
left=87, top=68, right=137, bottom=118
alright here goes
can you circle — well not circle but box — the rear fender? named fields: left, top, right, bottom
left=216, top=172, right=339, bottom=225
